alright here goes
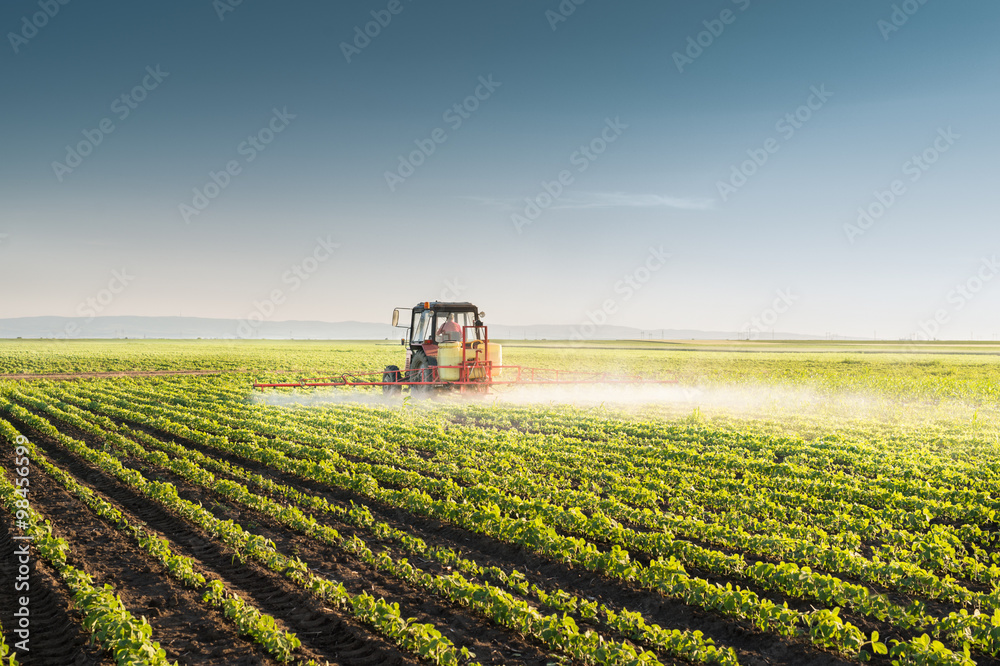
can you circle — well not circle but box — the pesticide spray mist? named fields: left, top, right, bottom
left=496, top=382, right=998, bottom=428
left=493, top=383, right=865, bottom=415
left=251, top=380, right=988, bottom=426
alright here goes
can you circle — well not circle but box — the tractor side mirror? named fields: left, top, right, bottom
left=392, top=309, right=400, bottom=327
left=478, top=311, right=485, bottom=318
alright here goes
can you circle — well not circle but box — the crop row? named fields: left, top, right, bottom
left=60, top=383, right=992, bottom=646
left=0, top=394, right=479, bottom=666
left=25, top=378, right=999, bottom=663
left=0, top=428, right=175, bottom=665
left=0, top=414, right=305, bottom=662
left=25, top=384, right=962, bottom=663
left=98, top=379, right=998, bottom=586
left=53, top=388, right=742, bottom=666
left=184, top=385, right=991, bottom=600
left=5, top=391, right=742, bottom=666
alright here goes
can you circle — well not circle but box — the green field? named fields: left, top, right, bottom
left=1, top=340, right=998, bottom=665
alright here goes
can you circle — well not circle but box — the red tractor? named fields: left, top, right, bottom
left=383, top=301, right=501, bottom=397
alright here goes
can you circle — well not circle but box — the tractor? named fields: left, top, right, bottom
left=383, top=301, right=501, bottom=397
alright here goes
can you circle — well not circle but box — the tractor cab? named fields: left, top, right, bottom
left=397, top=302, right=483, bottom=357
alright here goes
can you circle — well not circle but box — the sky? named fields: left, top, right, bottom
left=2, top=0, right=999, bottom=339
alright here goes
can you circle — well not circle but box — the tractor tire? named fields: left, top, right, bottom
left=409, top=353, right=436, bottom=399
left=422, top=357, right=438, bottom=386
left=382, top=365, right=401, bottom=397
left=407, top=351, right=427, bottom=383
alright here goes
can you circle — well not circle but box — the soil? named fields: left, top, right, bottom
left=0, top=512, right=107, bottom=666
left=0, top=442, right=282, bottom=666
left=4, top=412, right=421, bottom=666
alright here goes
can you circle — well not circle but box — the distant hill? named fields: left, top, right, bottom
left=0, top=316, right=820, bottom=341
left=0, top=316, right=393, bottom=340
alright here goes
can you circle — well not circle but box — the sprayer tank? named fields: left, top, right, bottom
left=438, top=341, right=502, bottom=381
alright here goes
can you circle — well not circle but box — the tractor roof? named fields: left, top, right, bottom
left=412, top=301, right=478, bottom=313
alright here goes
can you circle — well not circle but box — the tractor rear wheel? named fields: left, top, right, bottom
left=409, top=353, right=436, bottom=399
left=382, top=365, right=401, bottom=396
left=422, top=357, right=438, bottom=387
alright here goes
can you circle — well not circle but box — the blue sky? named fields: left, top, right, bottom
left=2, top=0, right=999, bottom=339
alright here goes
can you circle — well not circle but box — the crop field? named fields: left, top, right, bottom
left=1, top=340, right=1000, bottom=666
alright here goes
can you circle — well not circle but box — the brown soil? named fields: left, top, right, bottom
left=0, top=442, right=280, bottom=666
left=0, top=512, right=107, bottom=666
left=5, top=412, right=420, bottom=666
left=125, top=457, right=581, bottom=666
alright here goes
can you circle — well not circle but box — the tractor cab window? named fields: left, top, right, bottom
left=411, top=311, right=433, bottom=343
left=435, top=311, right=478, bottom=342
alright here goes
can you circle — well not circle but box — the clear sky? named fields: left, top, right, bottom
left=2, top=1, right=998, bottom=339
